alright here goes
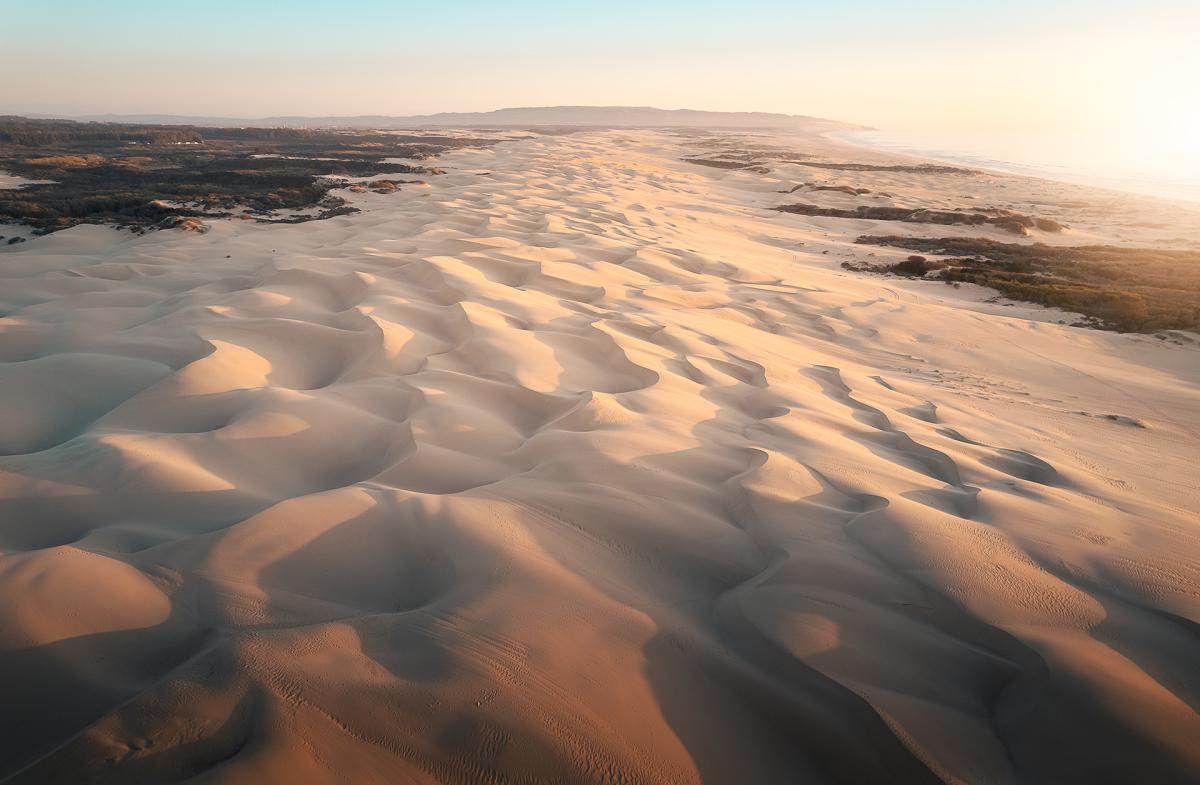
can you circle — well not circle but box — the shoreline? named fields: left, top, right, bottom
left=828, top=129, right=1200, bottom=206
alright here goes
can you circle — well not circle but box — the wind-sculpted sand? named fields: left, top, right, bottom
left=1, top=130, right=1198, bottom=785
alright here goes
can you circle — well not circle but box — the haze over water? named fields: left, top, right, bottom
left=836, top=129, right=1200, bottom=204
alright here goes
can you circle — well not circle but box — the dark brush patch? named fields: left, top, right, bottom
left=848, top=235, right=1200, bottom=333
left=775, top=203, right=1064, bottom=235
left=0, top=117, right=495, bottom=233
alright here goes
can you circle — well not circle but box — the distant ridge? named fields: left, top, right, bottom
left=42, top=106, right=863, bottom=132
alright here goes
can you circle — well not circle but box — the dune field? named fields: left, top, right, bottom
left=1, top=128, right=1198, bottom=784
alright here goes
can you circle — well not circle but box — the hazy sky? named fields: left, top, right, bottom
left=2, top=0, right=1197, bottom=177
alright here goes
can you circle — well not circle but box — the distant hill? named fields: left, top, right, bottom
left=49, top=106, right=863, bottom=132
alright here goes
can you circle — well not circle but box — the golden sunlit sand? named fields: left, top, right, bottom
left=1, top=128, right=1198, bottom=784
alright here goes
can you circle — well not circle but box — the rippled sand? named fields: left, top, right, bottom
left=1, top=130, right=1198, bottom=785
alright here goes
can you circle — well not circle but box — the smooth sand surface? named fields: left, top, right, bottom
left=1, top=130, right=1198, bottom=785
left=0, top=172, right=56, bottom=190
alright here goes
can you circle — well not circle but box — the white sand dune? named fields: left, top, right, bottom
left=1, top=130, right=1198, bottom=785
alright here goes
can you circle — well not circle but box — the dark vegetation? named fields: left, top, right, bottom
left=0, top=117, right=495, bottom=233
left=781, top=183, right=872, bottom=196
left=776, top=203, right=1065, bottom=235
left=682, top=135, right=1197, bottom=334
left=681, top=157, right=770, bottom=173
left=682, top=144, right=974, bottom=177
left=795, top=161, right=977, bottom=175
left=850, top=235, right=1200, bottom=332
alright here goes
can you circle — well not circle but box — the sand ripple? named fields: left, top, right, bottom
left=1, top=131, right=1198, bottom=785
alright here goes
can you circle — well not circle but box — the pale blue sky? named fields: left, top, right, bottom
left=1, top=1, right=1078, bottom=56
left=1, top=1, right=1196, bottom=176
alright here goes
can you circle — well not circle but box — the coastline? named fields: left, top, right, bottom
left=828, top=129, right=1200, bottom=205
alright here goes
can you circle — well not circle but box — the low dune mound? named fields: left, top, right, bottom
left=155, top=215, right=208, bottom=233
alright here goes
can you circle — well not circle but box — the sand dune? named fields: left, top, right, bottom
left=1, top=130, right=1198, bottom=784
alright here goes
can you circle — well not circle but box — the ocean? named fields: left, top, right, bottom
left=830, top=130, right=1200, bottom=205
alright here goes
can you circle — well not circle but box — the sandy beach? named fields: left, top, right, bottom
left=1, top=128, right=1198, bottom=784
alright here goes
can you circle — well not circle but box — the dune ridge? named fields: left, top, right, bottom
left=0, top=130, right=1198, bottom=784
